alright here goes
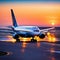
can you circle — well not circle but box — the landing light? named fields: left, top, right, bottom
left=20, top=37, right=31, bottom=42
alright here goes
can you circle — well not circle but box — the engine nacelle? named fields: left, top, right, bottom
left=13, top=34, right=19, bottom=39
left=39, top=34, right=45, bottom=39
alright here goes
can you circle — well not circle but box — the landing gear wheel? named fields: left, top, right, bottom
left=13, top=34, right=20, bottom=42
left=16, top=39, right=20, bottom=42
left=13, top=35, right=19, bottom=39
left=31, top=39, right=37, bottom=42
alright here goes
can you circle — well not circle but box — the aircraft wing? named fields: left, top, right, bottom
left=0, top=30, right=13, bottom=33
left=0, top=27, right=14, bottom=34
left=40, top=27, right=55, bottom=33
left=0, top=27, right=31, bottom=34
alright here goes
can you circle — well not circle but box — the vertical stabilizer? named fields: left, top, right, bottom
left=11, top=9, right=18, bottom=27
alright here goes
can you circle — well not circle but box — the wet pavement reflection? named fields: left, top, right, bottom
left=0, top=32, right=60, bottom=60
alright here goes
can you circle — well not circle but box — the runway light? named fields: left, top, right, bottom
left=48, top=33, right=56, bottom=42
left=47, top=32, right=51, bottom=35
left=52, top=37, right=56, bottom=42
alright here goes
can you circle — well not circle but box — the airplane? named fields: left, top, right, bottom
left=0, top=9, right=54, bottom=42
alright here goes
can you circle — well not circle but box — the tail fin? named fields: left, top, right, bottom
left=11, top=9, right=18, bottom=27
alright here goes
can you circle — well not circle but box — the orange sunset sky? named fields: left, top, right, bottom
left=0, top=2, right=60, bottom=27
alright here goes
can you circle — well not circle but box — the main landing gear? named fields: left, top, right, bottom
left=31, top=37, right=37, bottom=42
left=13, top=35, right=37, bottom=42
left=16, top=39, right=20, bottom=42
left=13, top=35, right=20, bottom=42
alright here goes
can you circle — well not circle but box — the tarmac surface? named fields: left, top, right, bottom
left=0, top=29, right=60, bottom=60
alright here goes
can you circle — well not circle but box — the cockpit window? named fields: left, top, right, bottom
left=17, top=26, right=39, bottom=30
left=25, top=27, right=38, bottom=29
left=33, top=27, right=39, bottom=30
left=34, top=30, right=39, bottom=32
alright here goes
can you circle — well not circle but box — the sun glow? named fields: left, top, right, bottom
left=51, top=22, right=55, bottom=26
left=0, top=3, right=60, bottom=26
left=48, top=16, right=57, bottom=26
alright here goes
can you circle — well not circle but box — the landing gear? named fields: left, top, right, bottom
left=31, top=37, right=37, bottom=42
left=16, top=39, right=20, bottom=42
left=31, top=39, right=37, bottom=42
left=13, top=35, right=20, bottom=42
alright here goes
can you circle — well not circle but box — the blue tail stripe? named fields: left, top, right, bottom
left=11, top=9, right=18, bottom=27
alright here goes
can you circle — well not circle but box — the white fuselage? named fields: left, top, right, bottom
left=14, top=26, right=40, bottom=35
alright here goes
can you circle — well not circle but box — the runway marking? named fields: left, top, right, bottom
left=49, top=50, right=60, bottom=54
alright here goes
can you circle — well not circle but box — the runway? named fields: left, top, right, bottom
left=0, top=29, right=60, bottom=60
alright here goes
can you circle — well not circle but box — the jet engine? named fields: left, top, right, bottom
left=13, top=33, right=19, bottom=39
left=39, top=34, right=45, bottom=39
